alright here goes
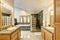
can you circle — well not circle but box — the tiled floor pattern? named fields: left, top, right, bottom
left=21, top=31, right=44, bottom=40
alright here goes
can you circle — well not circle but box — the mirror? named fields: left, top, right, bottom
left=2, top=6, right=11, bottom=27
left=45, top=7, right=54, bottom=27
left=50, top=11, right=54, bottom=27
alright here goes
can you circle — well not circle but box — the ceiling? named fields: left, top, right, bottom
left=4, top=0, right=14, bottom=7
left=5, top=0, right=53, bottom=14
left=14, top=0, right=54, bottom=14
left=2, top=7, right=10, bottom=14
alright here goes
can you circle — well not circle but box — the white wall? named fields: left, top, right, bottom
left=14, top=8, right=20, bottom=22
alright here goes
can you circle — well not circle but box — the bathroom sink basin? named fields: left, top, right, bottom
left=45, top=27, right=54, bottom=33
left=46, top=27, right=54, bottom=30
left=7, top=27, right=16, bottom=31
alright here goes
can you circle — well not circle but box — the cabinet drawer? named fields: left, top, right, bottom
left=17, top=28, right=21, bottom=40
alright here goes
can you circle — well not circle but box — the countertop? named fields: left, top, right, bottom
left=0, top=26, right=20, bottom=35
left=42, top=26, right=54, bottom=34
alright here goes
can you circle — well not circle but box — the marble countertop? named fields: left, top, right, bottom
left=0, top=26, right=20, bottom=35
left=42, top=26, right=54, bottom=34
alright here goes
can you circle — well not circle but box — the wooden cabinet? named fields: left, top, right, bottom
left=11, top=28, right=21, bottom=40
left=0, top=1, right=3, bottom=29
left=0, top=35, right=10, bottom=40
left=45, top=30, right=53, bottom=40
left=17, top=28, right=21, bottom=40
left=41, top=28, right=54, bottom=40
left=0, top=28, right=21, bottom=40
left=41, top=28, right=45, bottom=39
left=11, top=30, right=17, bottom=40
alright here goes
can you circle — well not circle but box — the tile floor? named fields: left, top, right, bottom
left=21, top=31, right=44, bottom=40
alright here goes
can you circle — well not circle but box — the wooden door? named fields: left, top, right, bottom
left=54, top=0, right=60, bottom=40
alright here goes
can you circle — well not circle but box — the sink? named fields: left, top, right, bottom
left=46, top=27, right=54, bottom=33
left=46, top=27, right=54, bottom=30
left=7, top=27, right=16, bottom=31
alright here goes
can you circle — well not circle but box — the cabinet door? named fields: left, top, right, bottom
left=45, top=31, right=53, bottom=40
left=17, top=28, right=21, bottom=40
left=41, top=28, right=45, bottom=39
left=11, top=34, right=17, bottom=40
left=11, top=31, right=17, bottom=40
left=11, top=31, right=17, bottom=38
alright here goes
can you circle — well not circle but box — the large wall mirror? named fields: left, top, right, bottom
left=45, top=6, right=54, bottom=27
left=19, top=16, right=30, bottom=24
left=2, top=6, right=11, bottom=27
left=50, top=10, right=54, bottom=27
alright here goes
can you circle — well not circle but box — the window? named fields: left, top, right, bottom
left=24, top=16, right=26, bottom=23
left=19, top=16, right=30, bottom=24
left=28, top=16, right=30, bottom=23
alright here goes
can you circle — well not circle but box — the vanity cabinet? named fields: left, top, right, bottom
left=41, top=28, right=45, bottom=39
left=45, top=30, right=53, bottom=40
left=0, top=28, right=21, bottom=40
left=11, top=28, right=20, bottom=40
left=41, top=27, right=54, bottom=40
left=17, top=28, right=21, bottom=40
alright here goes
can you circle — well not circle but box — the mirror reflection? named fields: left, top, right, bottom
left=2, top=7, right=11, bottom=26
